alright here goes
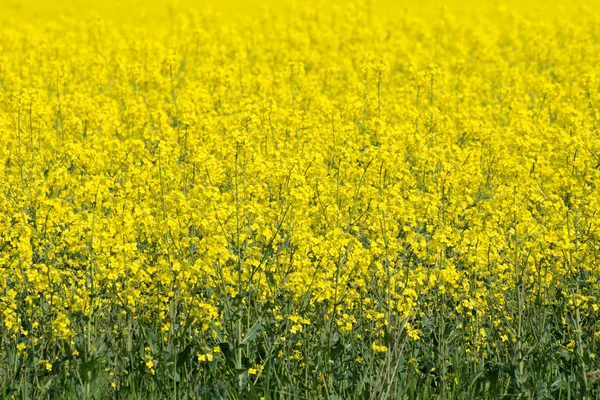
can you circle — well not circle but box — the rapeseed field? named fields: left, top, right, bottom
left=1, top=0, right=600, bottom=398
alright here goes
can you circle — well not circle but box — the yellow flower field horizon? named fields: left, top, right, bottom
left=3, top=0, right=600, bottom=24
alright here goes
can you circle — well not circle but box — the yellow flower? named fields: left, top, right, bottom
left=371, top=342, right=388, bottom=353
left=197, top=353, right=213, bottom=362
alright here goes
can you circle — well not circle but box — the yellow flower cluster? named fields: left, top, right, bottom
left=1, top=0, right=600, bottom=387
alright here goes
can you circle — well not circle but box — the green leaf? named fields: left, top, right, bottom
left=145, top=326, right=157, bottom=353
left=79, top=358, right=99, bottom=383
left=331, top=341, right=344, bottom=360
left=218, top=342, right=236, bottom=369
left=558, top=348, right=572, bottom=360
left=240, top=320, right=264, bottom=346
left=383, top=326, right=392, bottom=346
left=177, top=344, right=193, bottom=369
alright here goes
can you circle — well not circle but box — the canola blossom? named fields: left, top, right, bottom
left=1, top=0, right=600, bottom=398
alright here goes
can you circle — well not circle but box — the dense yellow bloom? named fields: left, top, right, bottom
left=1, top=0, right=600, bottom=395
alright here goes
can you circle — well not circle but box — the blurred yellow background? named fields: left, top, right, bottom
left=2, top=0, right=599, bottom=25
